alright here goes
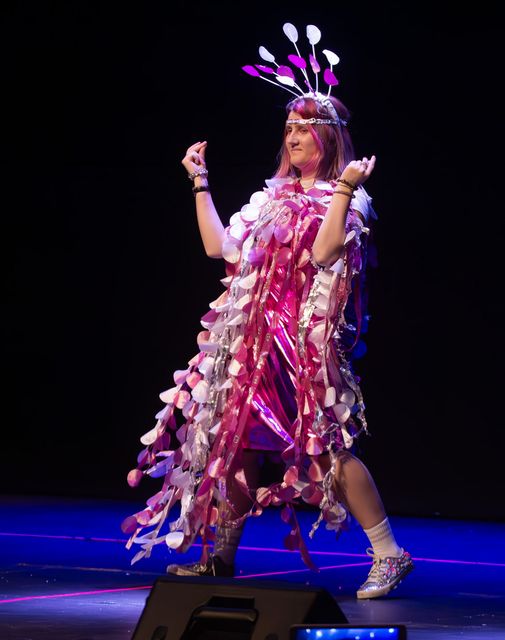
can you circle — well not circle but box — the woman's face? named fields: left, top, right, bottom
left=285, top=111, right=320, bottom=174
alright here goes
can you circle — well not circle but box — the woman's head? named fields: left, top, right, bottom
left=275, top=96, right=355, bottom=180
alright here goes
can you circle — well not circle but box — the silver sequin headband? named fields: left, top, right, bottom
left=286, top=117, right=343, bottom=126
left=242, top=23, right=346, bottom=128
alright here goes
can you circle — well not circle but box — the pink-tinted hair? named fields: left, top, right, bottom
left=274, top=96, right=355, bottom=180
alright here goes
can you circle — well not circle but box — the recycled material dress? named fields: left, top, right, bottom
left=122, top=176, right=376, bottom=568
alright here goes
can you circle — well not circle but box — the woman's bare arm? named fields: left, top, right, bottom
left=182, top=141, right=224, bottom=259
left=312, top=155, right=376, bottom=266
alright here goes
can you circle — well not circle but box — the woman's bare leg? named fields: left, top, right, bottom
left=328, top=449, right=414, bottom=598
left=224, top=449, right=262, bottom=518
left=331, top=450, right=386, bottom=529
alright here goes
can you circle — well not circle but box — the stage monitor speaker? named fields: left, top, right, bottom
left=132, top=575, right=347, bottom=640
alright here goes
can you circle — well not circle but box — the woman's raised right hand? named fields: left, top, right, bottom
left=340, top=155, right=376, bottom=187
left=182, top=141, right=207, bottom=175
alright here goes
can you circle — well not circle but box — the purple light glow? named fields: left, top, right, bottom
left=0, top=532, right=124, bottom=543
left=1, top=532, right=504, bottom=567
left=0, top=565, right=371, bottom=603
left=237, top=561, right=372, bottom=579
left=0, top=585, right=151, bottom=605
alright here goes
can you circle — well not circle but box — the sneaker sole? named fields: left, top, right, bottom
left=166, top=564, right=212, bottom=577
left=166, top=559, right=235, bottom=578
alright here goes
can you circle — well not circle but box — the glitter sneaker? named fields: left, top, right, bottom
left=166, top=554, right=235, bottom=578
left=356, top=548, right=414, bottom=599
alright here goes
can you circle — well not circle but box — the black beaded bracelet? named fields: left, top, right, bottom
left=192, top=185, right=210, bottom=196
left=336, top=178, right=357, bottom=190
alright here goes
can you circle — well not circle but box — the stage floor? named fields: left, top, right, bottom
left=0, top=496, right=503, bottom=639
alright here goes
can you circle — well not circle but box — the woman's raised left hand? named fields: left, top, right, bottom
left=340, top=155, right=376, bottom=187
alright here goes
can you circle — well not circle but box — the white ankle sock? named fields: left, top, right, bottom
left=363, top=517, right=403, bottom=558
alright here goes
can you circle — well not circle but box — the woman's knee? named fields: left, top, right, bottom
left=333, top=449, right=357, bottom=478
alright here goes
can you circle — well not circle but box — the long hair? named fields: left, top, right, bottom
left=274, top=96, right=355, bottom=180
left=274, top=96, right=377, bottom=364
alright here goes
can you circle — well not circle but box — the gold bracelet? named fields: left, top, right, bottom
left=333, top=189, right=353, bottom=197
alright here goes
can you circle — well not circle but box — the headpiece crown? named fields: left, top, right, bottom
left=242, top=23, right=345, bottom=127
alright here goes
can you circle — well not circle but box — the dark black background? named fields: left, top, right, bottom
left=2, top=1, right=504, bottom=520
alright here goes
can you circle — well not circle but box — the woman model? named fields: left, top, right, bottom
left=123, top=24, right=414, bottom=599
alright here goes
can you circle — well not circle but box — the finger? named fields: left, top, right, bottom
left=362, top=168, right=373, bottom=180
left=199, top=141, right=207, bottom=162
left=186, top=142, right=202, bottom=154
